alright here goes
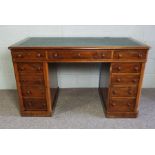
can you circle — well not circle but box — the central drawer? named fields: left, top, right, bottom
left=47, top=49, right=112, bottom=60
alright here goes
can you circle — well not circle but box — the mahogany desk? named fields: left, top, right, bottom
left=9, top=37, right=149, bottom=118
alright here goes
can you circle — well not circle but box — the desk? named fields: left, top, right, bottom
left=9, top=37, right=149, bottom=118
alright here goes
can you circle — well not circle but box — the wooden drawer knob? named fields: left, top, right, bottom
left=128, top=89, right=132, bottom=95
left=42, top=103, right=46, bottom=107
left=38, top=79, right=42, bottom=83
left=112, top=90, right=116, bottom=95
left=54, top=53, right=58, bottom=57
left=77, top=53, right=81, bottom=57
left=138, top=53, right=143, bottom=58
left=127, top=103, right=131, bottom=106
left=26, top=90, right=31, bottom=95
left=118, top=54, right=122, bottom=58
left=127, top=103, right=131, bottom=109
left=37, top=53, right=41, bottom=57
left=37, top=67, right=41, bottom=71
left=116, top=78, right=121, bottom=82
left=102, top=54, right=105, bottom=58
left=20, top=67, right=25, bottom=71
left=132, top=79, right=137, bottom=83
left=28, top=102, right=32, bottom=106
left=134, top=66, right=139, bottom=71
left=111, top=103, right=116, bottom=106
left=18, top=54, right=23, bottom=58
left=117, top=66, right=121, bottom=71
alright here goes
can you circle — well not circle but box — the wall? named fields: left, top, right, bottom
left=0, top=25, right=155, bottom=89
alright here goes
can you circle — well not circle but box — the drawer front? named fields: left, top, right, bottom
left=113, top=50, right=147, bottom=60
left=12, top=50, right=46, bottom=61
left=21, top=86, right=45, bottom=98
left=109, top=98, right=136, bottom=112
left=111, top=75, right=140, bottom=85
left=111, top=87, right=137, bottom=97
left=48, top=50, right=112, bottom=60
left=19, top=75, right=44, bottom=86
left=111, top=63, right=141, bottom=73
left=17, top=63, right=43, bottom=73
left=23, top=99, right=47, bottom=111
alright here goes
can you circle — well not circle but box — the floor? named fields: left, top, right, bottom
left=0, top=88, right=155, bottom=129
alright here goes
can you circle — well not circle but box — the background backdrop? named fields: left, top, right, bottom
left=0, top=25, right=155, bottom=89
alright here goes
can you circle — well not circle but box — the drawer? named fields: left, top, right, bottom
left=111, top=63, right=141, bottom=73
left=113, top=50, right=147, bottom=60
left=23, top=98, right=47, bottom=111
left=111, top=86, right=137, bottom=97
left=111, top=75, right=140, bottom=85
left=19, top=75, right=44, bottom=86
left=17, top=63, right=43, bottom=73
left=12, top=50, right=46, bottom=61
left=48, top=50, right=112, bottom=60
left=21, top=86, right=45, bottom=98
left=109, top=98, right=136, bottom=112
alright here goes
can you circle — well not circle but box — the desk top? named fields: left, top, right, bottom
left=9, top=37, right=149, bottom=50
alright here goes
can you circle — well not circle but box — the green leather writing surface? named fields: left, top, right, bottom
left=10, top=37, right=147, bottom=47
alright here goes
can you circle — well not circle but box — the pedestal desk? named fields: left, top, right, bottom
left=9, top=37, right=149, bottom=118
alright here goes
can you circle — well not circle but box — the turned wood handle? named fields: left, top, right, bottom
left=116, top=78, right=121, bottom=82
left=26, top=90, right=31, bottom=95
left=42, top=103, right=46, bottom=107
left=20, top=67, right=25, bottom=71
left=138, top=53, right=143, bottom=58
left=37, top=67, right=41, bottom=71
left=127, top=102, right=131, bottom=107
left=38, top=79, right=42, bottom=82
left=118, top=53, right=123, bottom=58
left=53, top=53, right=58, bottom=57
left=117, top=66, right=121, bottom=71
left=28, top=102, right=32, bottom=106
left=77, top=53, right=81, bottom=57
left=134, top=66, right=139, bottom=71
left=112, top=90, right=116, bottom=95
left=18, top=54, right=23, bottom=58
left=102, top=53, right=105, bottom=57
left=132, top=79, right=137, bottom=83
left=111, top=103, right=116, bottom=106
left=128, top=89, right=132, bottom=95
left=37, top=53, right=41, bottom=57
